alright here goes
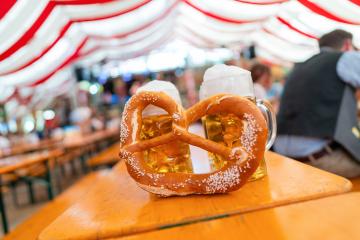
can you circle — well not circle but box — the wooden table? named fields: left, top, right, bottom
left=39, top=151, right=351, bottom=240
left=87, top=142, right=120, bottom=169
left=121, top=192, right=360, bottom=240
left=0, top=138, right=60, bottom=158
left=0, top=149, right=62, bottom=234
left=62, top=129, right=119, bottom=150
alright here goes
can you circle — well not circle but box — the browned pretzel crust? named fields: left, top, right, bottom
left=115, top=91, right=267, bottom=196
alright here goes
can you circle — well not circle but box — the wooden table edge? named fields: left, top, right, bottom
left=38, top=153, right=354, bottom=240
left=0, top=149, right=63, bottom=175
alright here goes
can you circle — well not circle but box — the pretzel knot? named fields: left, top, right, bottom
left=116, top=91, right=267, bottom=196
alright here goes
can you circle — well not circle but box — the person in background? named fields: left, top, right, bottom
left=250, top=63, right=272, bottom=99
left=113, top=80, right=130, bottom=107
left=274, top=29, right=360, bottom=178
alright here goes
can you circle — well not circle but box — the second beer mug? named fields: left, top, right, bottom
left=200, top=64, right=277, bottom=181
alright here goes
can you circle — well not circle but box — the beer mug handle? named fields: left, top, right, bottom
left=256, top=99, right=277, bottom=150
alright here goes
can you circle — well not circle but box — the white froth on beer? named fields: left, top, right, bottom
left=200, top=64, right=254, bottom=99
left=136, top=80, right=182, bottom=116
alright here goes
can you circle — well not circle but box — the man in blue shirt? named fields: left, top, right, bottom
left=274, top=29, right=360, bottom=178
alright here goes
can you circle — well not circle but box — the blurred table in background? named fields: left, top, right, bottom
left=0, top=128, right=120, bottom=159
left=0, top=128, right=119, bottom=234
left=62, top=128, right=119, bottom=150
left=39, top=151, right=351, bottom=240
left=0, top=138, right=60, bottom=159
left=0, top=149, right=63, bottom=234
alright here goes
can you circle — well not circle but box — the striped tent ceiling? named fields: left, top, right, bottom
left=0, top=0, right=360, bottom=109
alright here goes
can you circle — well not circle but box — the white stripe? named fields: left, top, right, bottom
left=175, top=28, right=213, bottom=47
left=0, top=87, right=14, bottom=102
left=253, top=31, right=317, bottom=62
left=0, top=8, right=69, bottom=74
left=61, top=0, right=146, bottom=20
left=35, top=68, right=72, bottom=93
left=79, top=0, right=172, bottom=37
left=92, top=13, right=175, bottom=47
left=0, top=29, right=86, bottom=86
left=263, top=18, right=317, bottom=46
left=0, top=0, right=49, bottom=54
left=310, top=0, right=360, bottom=24
left=256, top=47, right=292, bottom=66
left=178, top=17, right=250, bottom=44
left=77, top=24, right=172, bottom=65
left=187, top=0, right=279, bottom=21
left=179, top=5, right=261, bottom=33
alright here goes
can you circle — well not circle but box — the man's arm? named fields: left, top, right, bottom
left=337, top=51, right=360, bottom=88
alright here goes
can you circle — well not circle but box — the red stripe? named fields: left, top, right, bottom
left=29, top=38, right=88, bottom=87
left=234, top=0, right=287, bottom=5
left=79, top=31, right=172, bottom=62
left=1, top=0, right=154, bottom=75
left=77, top=0, right=152, bottom=22
left=91, top=22, right=171, bottom=50
left=91, top=1, right=178, bottom=39
left=348, top=0, right=360, bottom=6
left=52, top=0, right=117, bottom=5
left=0, top=2, right=56, bottom=62
left=183, top=0, right=261, bottom=24
left=262, top=27, right=313, bottom=46
left=0, top=0, right=152, bottom=63
left=0, top=0, right=17, bottom=19
left=0, top=22, right=72, bottom=76
left=276, top=16, right=318, bottom=40
left=77, top=46, right=101, bottom=58
left=298, top=0, right=360, bottom=25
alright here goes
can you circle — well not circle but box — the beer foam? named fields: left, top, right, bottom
left=200, top=64, right=254, bottom=99
left=136, top=80, right=182, bottom=116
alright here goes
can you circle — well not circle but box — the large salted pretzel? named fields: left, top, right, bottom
left=115, top=91, right=267, bottom=196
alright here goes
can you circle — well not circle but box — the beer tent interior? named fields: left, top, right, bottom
left=0, top=0, right=360, bottom=119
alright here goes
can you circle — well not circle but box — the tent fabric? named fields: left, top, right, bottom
left=0, top=0, right=359, bottom=97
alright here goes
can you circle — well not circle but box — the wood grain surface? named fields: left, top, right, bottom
left=121, top=192, right=360, bottom=240
left=39, top=151, right=351, bottom=240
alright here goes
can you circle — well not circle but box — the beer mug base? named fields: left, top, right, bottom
left=248, top=157, right=267, bottom=181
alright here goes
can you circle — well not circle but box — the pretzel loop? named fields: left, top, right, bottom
left=117, top=92, right=268, bottom=196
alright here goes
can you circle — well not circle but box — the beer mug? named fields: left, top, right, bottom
left=200, top=64, right=277, bottom=180
left=137, top=81, right=193, bottom=173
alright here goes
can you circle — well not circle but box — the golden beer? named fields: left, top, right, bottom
left=140, top=114, right=192, bottom=173
left=202, top=110, right=267, bottom=181
left=199, top=65, right=275, bottom=181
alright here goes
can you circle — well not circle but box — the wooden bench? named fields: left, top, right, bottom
left=87, top=142, right=120, bottom=169
left=3, top=170, right=109, bottom=240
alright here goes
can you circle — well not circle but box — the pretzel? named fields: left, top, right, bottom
left=115, top=91, right=267, bottom=196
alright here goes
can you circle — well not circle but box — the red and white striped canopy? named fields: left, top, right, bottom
left=1, top=0, right=360, bottom=108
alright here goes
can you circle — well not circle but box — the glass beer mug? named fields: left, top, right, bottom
left=137, top=81, right=193, bottom=173
left=200, top=64, right=277, bottom=181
